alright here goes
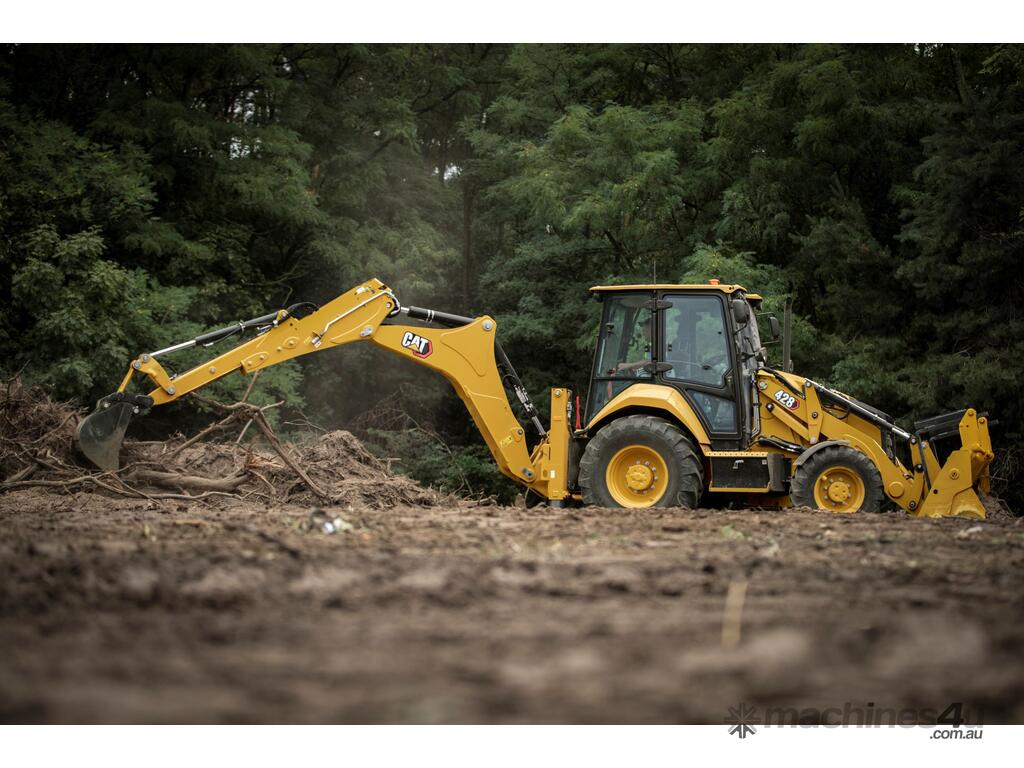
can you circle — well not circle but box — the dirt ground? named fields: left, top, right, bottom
left=1, top=488, right=1022, bottom=724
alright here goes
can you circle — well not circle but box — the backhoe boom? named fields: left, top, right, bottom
left=76, top=279, right=571, bottom=502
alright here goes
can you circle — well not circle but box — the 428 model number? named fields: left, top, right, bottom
left=773, top=390, right=798, bottom=410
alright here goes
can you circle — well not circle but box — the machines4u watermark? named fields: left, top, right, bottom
left=725, top=701, right=984, bottom=737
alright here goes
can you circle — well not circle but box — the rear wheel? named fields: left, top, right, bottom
left=790, top=445, right=884, bottom=513
left=579, top=415, right=704, bottom=508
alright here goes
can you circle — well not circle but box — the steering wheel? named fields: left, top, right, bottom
left=702, top=354, right=730, bottom=382
left=607, top=364, right=643, bottom=378
left=669, top=358, right=729, bottom=390
left=704, top=353, right=728, bottom=370
left=668, top=361, right=707, bottom=377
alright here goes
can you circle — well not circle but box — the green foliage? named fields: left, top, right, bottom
left=0, top=102, right=198, bottom=398
left=478, top=101, right=705, bottom=275
left=364, top=428, right=518, bottom=503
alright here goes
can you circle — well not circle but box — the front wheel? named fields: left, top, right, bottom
left=579, top=415, right=704, bottom=508
left=790, top=445, right=884, bottom=513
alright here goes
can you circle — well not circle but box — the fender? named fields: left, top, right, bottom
left=794, top=439, right=851, bottom=468
left=586, top=382, right=712, bottom=451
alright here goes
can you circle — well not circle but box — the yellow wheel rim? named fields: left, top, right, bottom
left=813, top=465, right=865, bottom=513
left=605, top=444, right=669, bottom=508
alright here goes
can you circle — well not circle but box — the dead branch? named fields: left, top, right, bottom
left=1, top=383, right=344, bottom=506
left=30, top=411, right=77, bottom=445
left=251, top=410, right=329, bottom=500
left=235, top=417, right=255, bottom=445
left=3, top=464, right=36, bottom=485
left=247, top=468, right=277, bottom=497
left=124, top=469, right=248, bottom=493
left=145, top=491, right=242, bottom=502
left=240, top=369, right=261, bottom=404
left=171, top=396, right=281, bottom=457
left=93, top=477, right=136, bottom=497
left=2, top=475, right=99, bottom=491
left=167, top=412, right=241, bottom=458
left=188, top=392, right=327, bottom=498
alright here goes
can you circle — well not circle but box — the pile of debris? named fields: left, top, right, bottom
left=1, top=377, right=446, bottom=508
left=128, top=429, right=443, bottom=508
left=0, top=377, right=81, bottom=484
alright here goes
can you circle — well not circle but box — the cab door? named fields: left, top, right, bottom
left=657, top=292, right=742, bottom=447
left=585, top=291, right=655, bottom=424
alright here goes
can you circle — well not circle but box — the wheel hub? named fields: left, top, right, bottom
left=625, top=464, right=654, bottom=491
left=605, top=444, right=668, bottom=508
left=814, top=466, right=865, bottom=513
left=826, top=478, right=851, bottom=503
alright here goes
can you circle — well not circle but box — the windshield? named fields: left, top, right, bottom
left=663, top=294, right=731, bottom=386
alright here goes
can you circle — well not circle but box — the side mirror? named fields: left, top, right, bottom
left=768, top=315, right=781, bottom=340
left=730, top=298, right=750, bottom=325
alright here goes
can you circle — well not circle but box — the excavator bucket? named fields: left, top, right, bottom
left=915, top=409, right=995, bottom=519
left=76, top=393, right=153, bottom=471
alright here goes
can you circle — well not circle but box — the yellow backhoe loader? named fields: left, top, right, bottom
left=76, top=278, right=995, bottom=518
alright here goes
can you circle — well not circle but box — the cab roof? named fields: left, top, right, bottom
left=590, top=284, right=762, bottom=301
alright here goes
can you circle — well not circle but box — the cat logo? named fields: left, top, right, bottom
left=401, top=331, right=433, bottom=358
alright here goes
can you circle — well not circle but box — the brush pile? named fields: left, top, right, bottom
left=0, top=377, right=82, bottom=484
left=1, top=377, right=445, bottom=508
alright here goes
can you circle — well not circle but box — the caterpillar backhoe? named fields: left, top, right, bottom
left=76, top=278, right=995, bottom=518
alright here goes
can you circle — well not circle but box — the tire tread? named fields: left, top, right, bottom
left=579, top=415, right=704, bottom=508
left=790, top=444, right=885, bottom=513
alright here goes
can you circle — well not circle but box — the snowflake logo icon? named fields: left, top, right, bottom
left=725, top=702, right=760, bottom=738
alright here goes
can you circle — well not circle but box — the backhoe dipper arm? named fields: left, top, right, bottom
left=98, top=278, right=550, bottom=486
left=371, top=316, right=539, bottom=483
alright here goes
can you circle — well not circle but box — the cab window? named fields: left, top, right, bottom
left=662, top=295, right=731, bottom=386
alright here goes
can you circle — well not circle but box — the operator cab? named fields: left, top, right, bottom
left=585, top=283, right=767, bottom=450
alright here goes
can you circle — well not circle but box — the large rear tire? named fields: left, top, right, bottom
left=790, top=445, right=884, bottom=513
left=579, top=415, right=703, bottom=508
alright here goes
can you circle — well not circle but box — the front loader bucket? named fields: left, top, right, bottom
left=76, top=393, right=153, bottom=471
left=916, top=409, right=995, bottom=519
